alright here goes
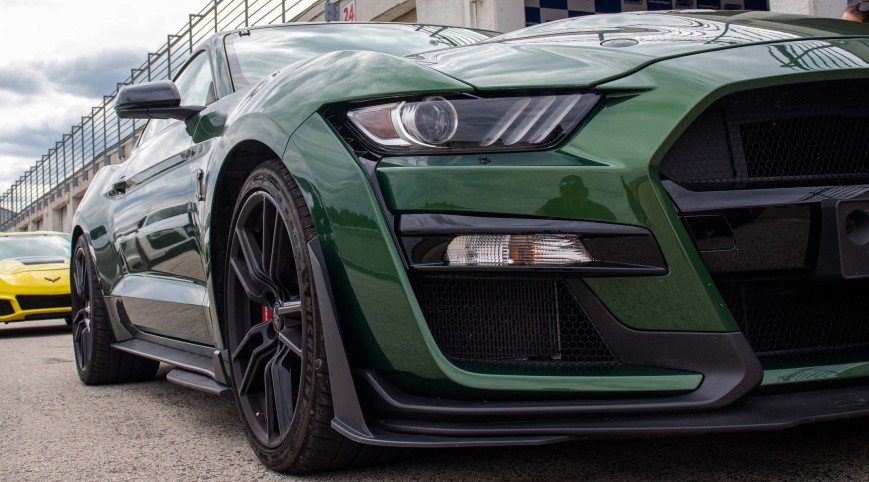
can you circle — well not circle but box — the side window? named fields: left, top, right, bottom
left=138, top=52, right=215, bottom=145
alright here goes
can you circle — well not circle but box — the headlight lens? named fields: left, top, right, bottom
left=346, top=93, right=599, bottom=153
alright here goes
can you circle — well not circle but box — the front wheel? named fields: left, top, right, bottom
left=71, top=236, right=159, bottom=384
left=225, top=161, right=395, bottom=474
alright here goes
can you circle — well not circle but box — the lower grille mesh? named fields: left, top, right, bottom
left=411, top=275, right=618, bottom=375
left=17, top=294, right=71, bottom=311
left=0, top=300, right=13, bottom=316
left=714, top=272, right=869, bottom=367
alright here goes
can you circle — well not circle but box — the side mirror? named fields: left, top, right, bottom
left=115, top=80, right=204, bottom=121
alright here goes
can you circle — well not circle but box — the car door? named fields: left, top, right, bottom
left=110, top=51, right=216, bottom=345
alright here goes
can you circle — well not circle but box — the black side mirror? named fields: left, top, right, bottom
left=115, top=80, right=204, bottom=121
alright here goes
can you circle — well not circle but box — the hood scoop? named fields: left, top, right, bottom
left=15, top=257, right=67, bottom=265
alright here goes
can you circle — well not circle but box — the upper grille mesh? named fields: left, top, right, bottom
left=660, top=80, right=869, bottom=191
left=411, top=275, right=618, bottom=376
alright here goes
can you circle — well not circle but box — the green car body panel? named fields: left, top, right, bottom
left=71, top=12, right=869, bottom=449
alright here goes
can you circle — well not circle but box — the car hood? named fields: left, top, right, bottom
left=0, top=257, right=69, bottom=275
left=411, top=11, right=869, bottom=90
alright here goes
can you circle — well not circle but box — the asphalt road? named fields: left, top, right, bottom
left=2, top=319, right=868, bottom=481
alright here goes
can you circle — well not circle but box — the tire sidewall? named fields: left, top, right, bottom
left=224, top=162, right=321, bottom=470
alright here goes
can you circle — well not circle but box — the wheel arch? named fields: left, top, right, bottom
left=207, top=139, right=283, bottom=348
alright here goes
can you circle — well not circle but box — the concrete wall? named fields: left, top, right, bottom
left=770, top=0, right=847, bottom=18
left=416, top=0, right=525, bottom=31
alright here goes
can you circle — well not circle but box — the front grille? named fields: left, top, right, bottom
left=0, top=300, right=14, bottom=316
left=16, top=294, right=71, bottom=311
left=660, top=80, right=869, bottom=191
left=714, top=272, right=869, bottom=367
left=411, top=275, right=618, bottom=375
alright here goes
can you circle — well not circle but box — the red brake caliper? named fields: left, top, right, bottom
left=261, top=306, right=273, bottom=323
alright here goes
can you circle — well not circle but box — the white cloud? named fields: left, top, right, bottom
left=0, top=0, right=205, bottom=192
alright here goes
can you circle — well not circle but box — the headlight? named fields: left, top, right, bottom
left=346, top=93, right=599, bottom=153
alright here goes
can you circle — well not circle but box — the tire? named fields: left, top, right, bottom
left=225, top=160, right=396, bottom=474
left=71, top=236, right=160, bottom=385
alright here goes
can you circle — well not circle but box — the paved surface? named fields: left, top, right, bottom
left=2, top=319, right=869, bottom=481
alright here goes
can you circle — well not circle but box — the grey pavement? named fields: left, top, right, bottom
left=2, top=319, right=868, bottom=481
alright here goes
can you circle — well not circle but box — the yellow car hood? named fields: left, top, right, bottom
left=0, top=257, right=69, bottom=276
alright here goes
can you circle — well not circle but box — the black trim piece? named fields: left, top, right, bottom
left=307, top=236, right=373, bottom=440
left=112, top=338, right=215, bottom=378
left=166, top=368, right=231, bottom=397
left=409, top=262, right=666, bottom=275
left=398, top=213, right=650, bottom=236
left=373, top=383, right=869, bottom=439
left=571, top=280, right=763, bottom=409
left=353, top=281, right=761, bottom=422
left=662, top=181, right=869, bottom=213
left=398, top=214, right=667, bottom=274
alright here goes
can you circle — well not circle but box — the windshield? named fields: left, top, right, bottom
left=0, top=235, right=70, bottom=260
left=224, top=24, right=495, bottom=89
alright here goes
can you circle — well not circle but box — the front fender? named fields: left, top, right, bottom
left=242, top=50, right=473, bottom=139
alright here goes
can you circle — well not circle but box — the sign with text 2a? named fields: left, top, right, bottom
left=342, top=0, right=356, bottom=21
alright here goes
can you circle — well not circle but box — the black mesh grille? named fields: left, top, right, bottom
left=0, top=300, right=13, bottom=316
left=411, top=275, right=618, bottom=376
left=16, top=294, right=71, bottom=311
left=714, top=272, right=869, bottom=367
left=660, top=80, right=869, bottom=191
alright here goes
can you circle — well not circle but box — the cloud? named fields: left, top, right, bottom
left=43, top=49, right=144, bottom=98
left=0, top=48, right=144, bottom=99
left=0, top=70, right=43, bottom=95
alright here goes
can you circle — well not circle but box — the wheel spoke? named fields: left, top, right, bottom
left=72, top=307, right=91, bottom=370
left=229, top=256, right=269, bottom=306
left=278, top=325, right=303, bottom=357
left=275, top=300, right=301, bottom=317
left=234, top=226, right=281, bottom=300
left=265, top=345, right=296, bottom=437
left=73, top=251, right=88, bottom=298
left=233, top=322, right=277, bottom=395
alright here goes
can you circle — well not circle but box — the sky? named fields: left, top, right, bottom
left=0, top=0, right=208, bottom=194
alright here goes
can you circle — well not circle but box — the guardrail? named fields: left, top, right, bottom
left=0, top=0, right=318, bottom=231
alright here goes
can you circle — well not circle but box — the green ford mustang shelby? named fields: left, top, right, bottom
left=71, top=11, right=869, bottom=473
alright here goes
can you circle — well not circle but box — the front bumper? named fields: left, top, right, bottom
left=307, top=237, right=869, bottom=447
left=0, top=293, right=71, bottom=322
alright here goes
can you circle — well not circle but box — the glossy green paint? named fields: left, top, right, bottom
left=72, top=17, right=869, bottom=394
left=244, top=49, right=473, bottom=139
left=381, top=36, right=869, bottom=333
left=762, top=362, right=869, bottom=386
left=413, top=11, right=869, bottom=90
left=283, top=113, right=702, bottom=392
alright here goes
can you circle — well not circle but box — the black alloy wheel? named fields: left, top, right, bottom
left=71, top=242, right=92, bottom=372
left=70, top=236, right=159, bottom=385
left=227, top=188, right=306, bottom=448
left=225, top=161, right=396, bottom=474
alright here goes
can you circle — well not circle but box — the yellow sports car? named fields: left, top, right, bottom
left=0, top=232, right=72, bottom=325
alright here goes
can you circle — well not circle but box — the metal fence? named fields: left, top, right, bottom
left=0, top=0, right=319, bottom=231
